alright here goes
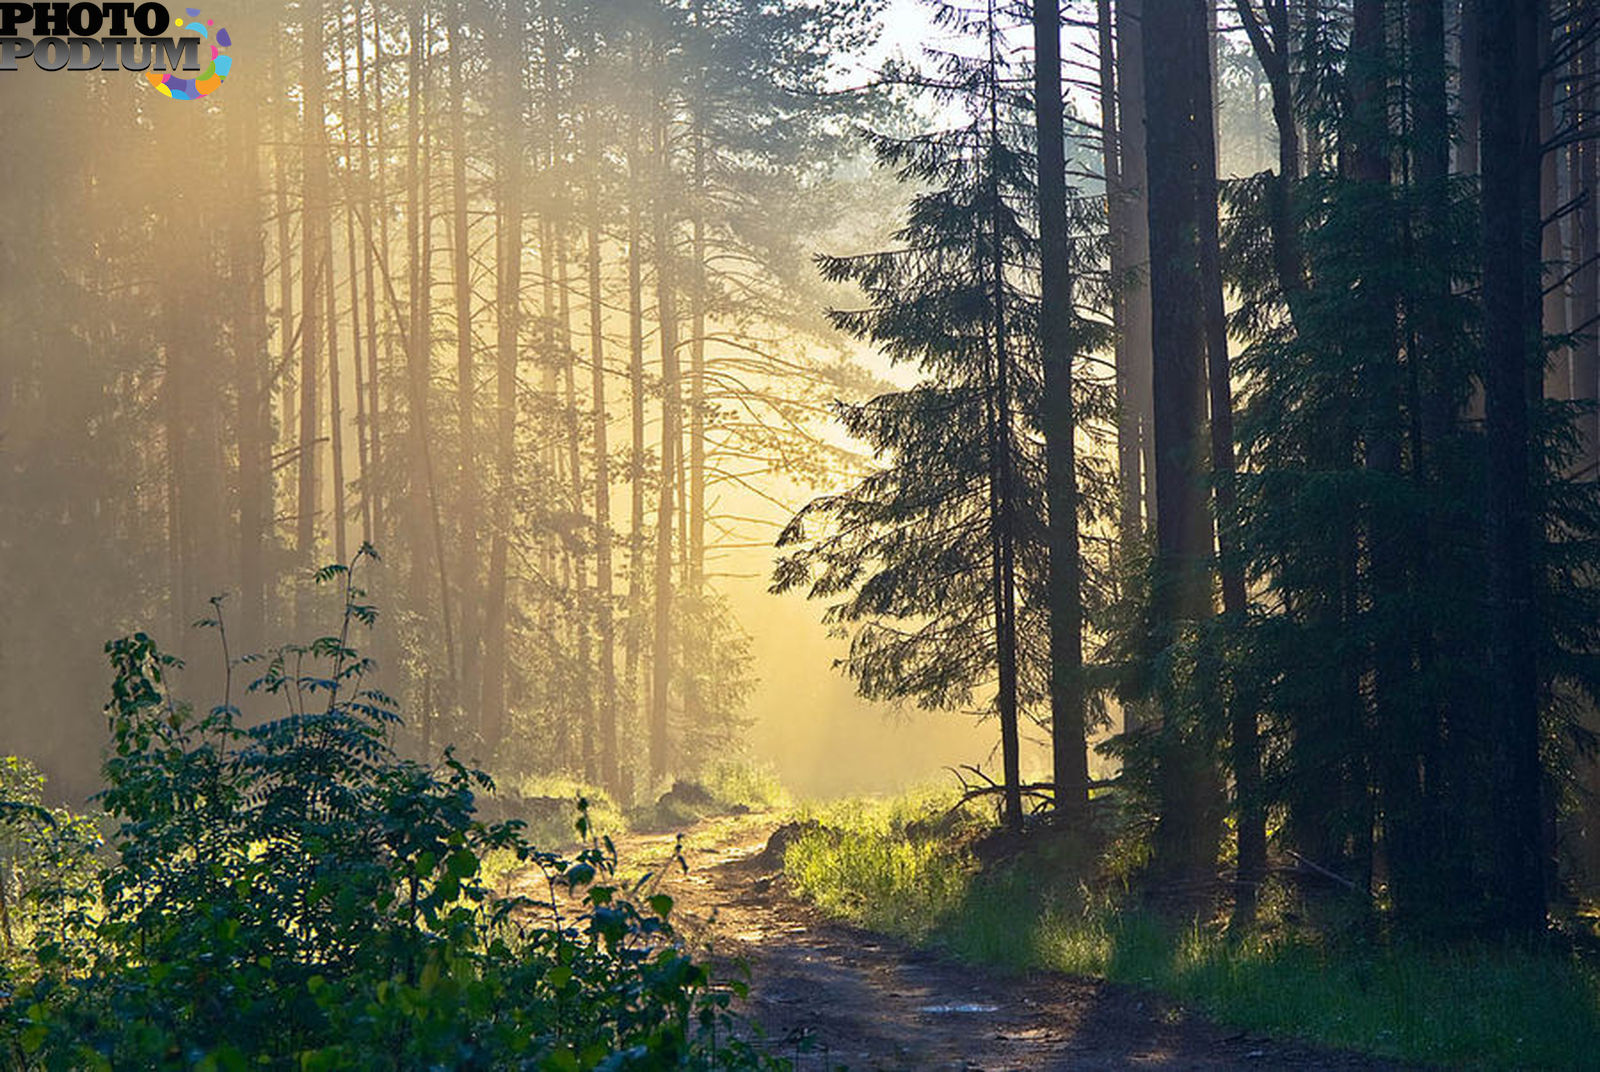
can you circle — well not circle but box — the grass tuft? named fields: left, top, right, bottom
left=784, top=789, right=1600, bottom=1070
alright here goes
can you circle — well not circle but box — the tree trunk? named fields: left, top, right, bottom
left=1478, top=0, right=1547, bottom=934
left=1199, top=7, right=1262, bottom=919
left=624, top=50, right=648, bottom=801
left=275, top=29, right=296, bottom=604
left=1574, top=37, right=1599, bottom=475
left=557, top=231, right=597, bottom=781
left=358, top=0, right=385, bottom=548
left=481, top=0, right=524, bottom=752
left=405, top=4, right=457, bottom=737
left=326, top=209, right=347, bottom=567
left=340, top=21, right=371, bottom=551
left=232, top=67, right=270, bottom=654
left=449, top=0, right=483, bottom=720
left=588, top=133, right=621, bottom=795
left=984, top=1, right=1022, bottom=833
left=297, top=0, right=325, bottom=629
left=1117, top=0, right=1156, bottom=532
left=685, top=55, right=709, bottom=750
left=1541, top=5, right=1570, bottom=402
left=1142, top=0, right=1223, bottom=881
left=1458, top=0, right=1482, bottom=174
left=650, top=93, right=681, bottom=787
left=1036, top=0, right=1089, bottom=825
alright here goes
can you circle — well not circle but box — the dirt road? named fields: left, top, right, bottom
left=613, top=818, right=1413, bottom=1071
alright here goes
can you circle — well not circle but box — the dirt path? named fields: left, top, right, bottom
left=620, top=816, right=1415, bottom=1072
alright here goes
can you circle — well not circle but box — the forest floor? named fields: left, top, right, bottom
left=606, top=814, right=1416, bottom=1071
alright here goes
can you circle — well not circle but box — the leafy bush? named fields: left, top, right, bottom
left=0, top=757, right=100, bottom=974
left=0, top=549, right=778, bottom=1070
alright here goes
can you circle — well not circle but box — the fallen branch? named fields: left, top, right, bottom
left=1283, top=849, right=1372, bottom=896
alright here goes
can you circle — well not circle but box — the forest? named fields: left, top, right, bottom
left=2, top=0, right=1600, bottom=1067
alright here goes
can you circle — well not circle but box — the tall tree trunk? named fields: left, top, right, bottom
left=1199, top=7, right=1262, bottom=919
left=982, top=0, right=1023, bottom=834
left=1479, top=0, right=1546, bottom=934
left=481, top=0, right=524, bottom=752
left=1347, top=0, right=1399, bottom=901
left=339, top=6, right=371, bottom=551
left=1037, top=0, right=1089, bottom=825
left=1541, top=5, right=1570, bottom=402
left=326, top=212, right=347, bottom=567
left=588, top=138, right=621, bottom=796
left=1389, top=0, right=1454, bottom=924
left=1458, top=0, right=1483, bottom=174
left=334, top=1, right=364, bottom=555
left=1098, top=0, right=1138, bottom=548
left=624, top=58, right=648, bottom=800
left=1574, top=37, right=1599, bottom=475
left=1142, top=0, right=1223, bottom=881
left=297, top=0, right=326, bottom=629
left=276, top=28, right=296, bottom=622
left=449, top=0, right=483, bottom=718
left=1117, top=0, right=1156, bottom=532
left=650, top=95, right=681, bottom=786
left=405, top=4, right=458, bottom=737
left=537, top=216, right=569, bottom=767
left=685, top=45, right=709, bottom=749
left=557, top=232, right=597, bottom=781
left=233, top=68, right=270, bottom=653
left=359, top=0, right=385, bottom=547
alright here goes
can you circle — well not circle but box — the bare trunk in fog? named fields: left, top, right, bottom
left=359, top=0, right=385, bottom=547
left=233, top=75, right=270, bottom=653
left=624, top=60, right=648, bottom=799
left=297, top=0, right=325, bottom=629
left=275, top=30, right=296, bottom=590
left=588, top=125, right=620, bottom=795
left=339, top=5, right=371, bottom=551
left=326, top=216, right=347, bottom=567
left=651, top=94, right=681, bottom=787
left=1116, top=0, right=1155, bottom=533
left=557, top=232, right=597, bottom=781
left=449, top=0, right=483, bottom=719
left=405, top=4, right=457, bottom=736
left=685, top=75, right=708, bottom=746
left=481, top=0, right=524, bottom=753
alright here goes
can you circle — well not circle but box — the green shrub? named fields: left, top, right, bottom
left=0, top=550, right=779, bottom=1071
left=0, top=757, right=100, bottom=974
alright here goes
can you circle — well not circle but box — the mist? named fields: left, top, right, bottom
left=0, top=0, right=1056, bottom=809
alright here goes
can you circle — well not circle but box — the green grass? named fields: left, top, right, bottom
left=784, top=790, right=1600, bottom=1070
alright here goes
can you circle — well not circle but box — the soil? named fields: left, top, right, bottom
left=616, top=817, right=1420, bottom=1072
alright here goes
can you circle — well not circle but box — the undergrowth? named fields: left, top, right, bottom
left=785, top=788, right=1600, bottom=1070
left=0, top=550, right=781, bottom=1071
